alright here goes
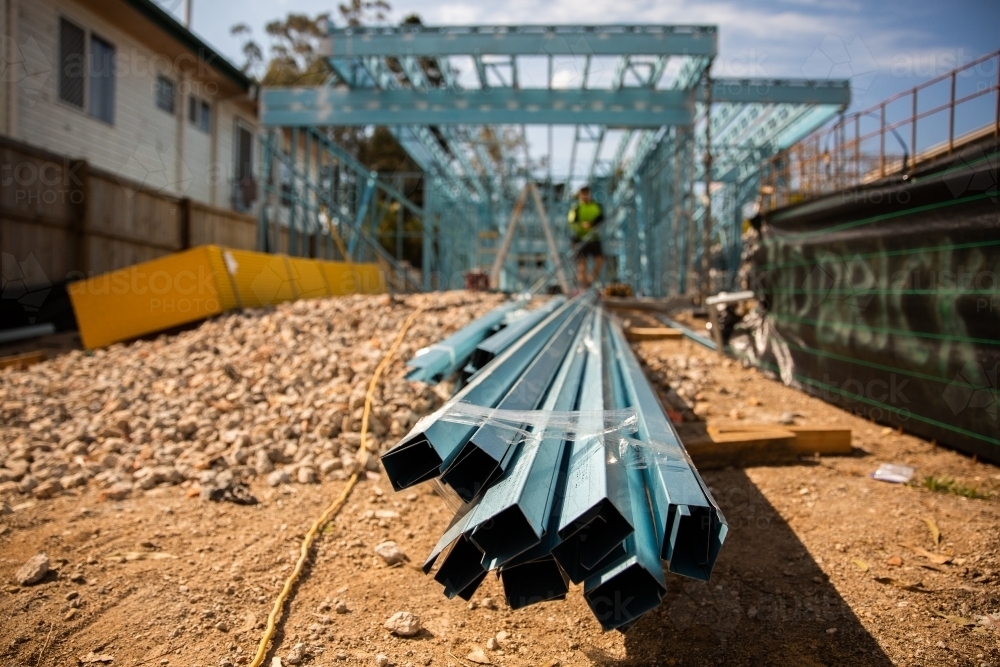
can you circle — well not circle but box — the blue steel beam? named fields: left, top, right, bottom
left=327, top=56, right=477, bottom=203
left=406, top=301, right=522, bottom=384
left=321, top=25, right=718, bottom=58
left=708, top=78, right=850, bottom=105
left=584, top=314, right=666, bottom=631
left=356, top=56, right=490, bottom=203
left=396, top=55, right=494, bottom=201
left=260, top=87, right=695, bottom=128
left=605, top=55, right=669, bottom=178
left=466, top=297, right=567, bottom=376
left=463, top=308, right=590, bottom=566
left=607, top=316, right=727, bottom=580
left=607, top=55, right=709, bottom=208
left=584, top=56, right=630, bottom=182
left=441, top=300, right=591, bottom=503
left=550, top=308, right=634, bottom=582
left=381, top=298, right=579, bottom=491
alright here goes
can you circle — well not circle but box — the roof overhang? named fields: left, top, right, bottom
left=76, top=0, right=257, bottom=110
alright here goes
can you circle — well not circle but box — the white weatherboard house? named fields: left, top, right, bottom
left=2, top=0, right=259, bottom=212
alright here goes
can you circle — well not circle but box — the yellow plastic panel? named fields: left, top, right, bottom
left=287, top=257, right=331, bottom=299
left=353, top=262, right=386, bottom=294
left=319, top=261, right=385, bottom=295
left=223, top=250, right=298, bottom=308
left=68, top=246, right=229, bottom=349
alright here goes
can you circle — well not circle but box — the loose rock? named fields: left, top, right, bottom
left=254, top=449, right=274, bottom=475
left=16, top=552, right=50, bottom=586
left=99, top=482, right=132, bottom=502
left=778, top=411, right=798, bottom=425
left=384, top=611, right=421, bottom=637
left=267, top=470, right=291, bottom=487
left=374, top=540, right=408, bottom=565
left=32, top=479, right=62, bottom=499
left=466, top=647, right=491, bottom=664
left=285, top=643, right=305, bottom=664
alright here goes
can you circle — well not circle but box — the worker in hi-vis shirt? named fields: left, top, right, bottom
left=567, top=185, right=605, bottom=288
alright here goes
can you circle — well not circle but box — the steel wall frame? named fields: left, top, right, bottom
left=258, top=23, right=850, bottom=295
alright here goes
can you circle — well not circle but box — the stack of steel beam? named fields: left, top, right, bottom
left=382, top=296, right=727, bottom=632
left=463, top=296, right=566, bottom=379
left=405, top=300, right=523, bottom=384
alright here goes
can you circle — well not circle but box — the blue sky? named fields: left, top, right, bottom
left=164, top=0, right=999, bottom=110
left=156, top=0, right=999, bottom=173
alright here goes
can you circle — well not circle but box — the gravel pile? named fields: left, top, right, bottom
left=0, top=291, right=506, bottom=503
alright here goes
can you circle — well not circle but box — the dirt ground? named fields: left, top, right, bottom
left=1, top=303, right=999, bottom=667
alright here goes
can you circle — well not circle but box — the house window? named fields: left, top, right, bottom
left=155, top=75, right=175, bottom=114
left=58, top=17, right=116, bottom=124
left=88, top=35, right=116, bottom=124
left=58, top=18, right=85, bottom=108
left=233, top=123, right=256, bottom=211
left=188, top=95, right=211, bottom=133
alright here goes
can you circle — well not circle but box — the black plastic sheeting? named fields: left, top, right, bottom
left=0, top=278, right=78, bottom=333
left=737, top=137, right=999, bottom=463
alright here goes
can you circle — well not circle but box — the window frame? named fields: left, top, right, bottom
left=187, top=94, right=212, bottom=134
left=232, top=120, right=256, bottom=212
left=87, top=32, right=116, bottom=125
left=57, top=17, right=86, bottom=109
left=56, top=15, right=117, bottom=126
left=199, top=100, right=211, bottom=133
left=155, top=74, right=176, bottom=115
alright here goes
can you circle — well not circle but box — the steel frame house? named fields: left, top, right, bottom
left=260, top=24, right=850, bottom=295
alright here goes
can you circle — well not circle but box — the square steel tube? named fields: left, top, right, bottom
left=464, top=312, right=591, bottom=566
left=441, top=301, right=591, bottom=502
left=380, top=297, right=580, bottom=491
left=551, top=307, right=635, bottom=579
left=607, top=316, right=728, bottom=581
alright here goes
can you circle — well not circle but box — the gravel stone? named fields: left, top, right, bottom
left=384, top=611, right=421, bottom=637
left=0, top=293, right=504, bottom=512
left=374, top=541, right=407, bottom=566
left=267, top=470, right=290, bottom=487
left=32, top=479, right=62, bottom=499
left=18, top=475, right=38, bottom=494
left=254, top=450, right=274, bottom=475
left=285, top=643, right=305, bottom=664
left=100, top=482, right=132, bottom=501
left=16, top=552, right=50, bottom=586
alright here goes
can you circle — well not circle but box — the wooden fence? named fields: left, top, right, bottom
left=0, top=135, right=257, bottom=285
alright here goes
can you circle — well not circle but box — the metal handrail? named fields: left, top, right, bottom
left=760, top=49, right=1000, bottom=210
